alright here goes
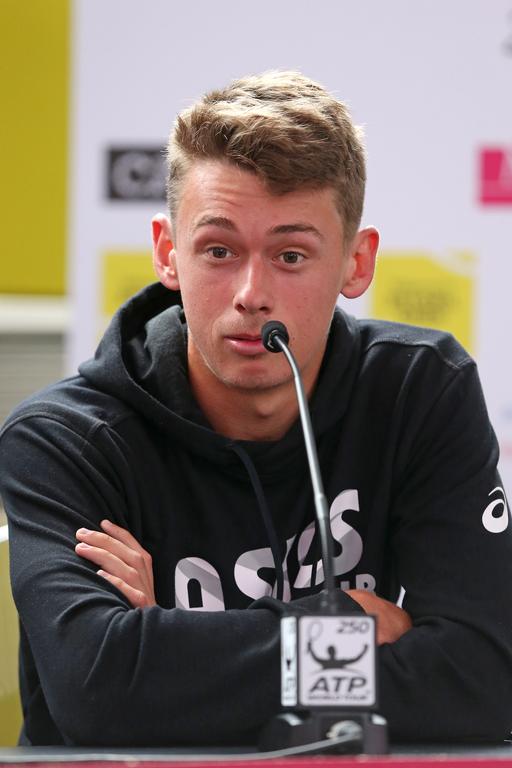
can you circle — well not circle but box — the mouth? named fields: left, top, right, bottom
left=229, top=333, right=262, bottom=341
left=224, top=333, right=266, bottom=355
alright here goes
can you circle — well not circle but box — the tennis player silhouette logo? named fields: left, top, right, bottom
left=306, top=621, right=368, bottom=673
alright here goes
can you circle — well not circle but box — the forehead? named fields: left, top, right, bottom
left=174, top=160, right=344, bottom=236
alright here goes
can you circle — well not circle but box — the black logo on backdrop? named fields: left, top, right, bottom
left=106, top=147, right=166, bottom=201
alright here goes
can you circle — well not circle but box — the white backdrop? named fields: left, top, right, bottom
left=67, top=0, right=512, bottom=488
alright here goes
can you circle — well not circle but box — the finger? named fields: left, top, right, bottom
left=76, top=529, right=150, bottom=579
left=100, top=520, right=147, bottom=555
left=100, top=521, right=153, bottom=582
left=76, top=528, right=136, bottom=562
left=97, top=570, right=153, bottom=609
left=75, top=542, right=144, bottom=591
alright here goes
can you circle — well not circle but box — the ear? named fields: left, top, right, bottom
left=340, top=227, right=379, bottom=299
left=152, top=213, right=180, bottom=291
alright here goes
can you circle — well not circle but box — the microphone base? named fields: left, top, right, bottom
left=258, top=710, right=388, bottom=755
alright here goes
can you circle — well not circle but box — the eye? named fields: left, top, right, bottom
left=207, top=246, right=233, bottom=259
left=278, top=251, right=305, bottom=265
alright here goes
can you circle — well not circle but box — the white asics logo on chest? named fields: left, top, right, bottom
left=174, top=488, right=370, bottom=610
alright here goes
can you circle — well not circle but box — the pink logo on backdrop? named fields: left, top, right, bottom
left=479, top=148, right=512, bottom=205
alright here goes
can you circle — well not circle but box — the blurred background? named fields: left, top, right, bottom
left=0, top=0, right=511, bottom=744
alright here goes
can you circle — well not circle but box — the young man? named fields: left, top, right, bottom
left=1, top=71, right=511, bottom=747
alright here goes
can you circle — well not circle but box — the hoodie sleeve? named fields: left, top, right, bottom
left=378, top=360, right=512, bottom=742
left=0, top=411, right=359, bottom=747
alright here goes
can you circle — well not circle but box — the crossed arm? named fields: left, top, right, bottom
left=75, top=521, right=412, bottom=644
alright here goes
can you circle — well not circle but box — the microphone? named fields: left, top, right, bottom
left=259, top=320, right=387, bottom=755
left=262, top=320, right=289, bottom=353
left=262, top=320, right=336, bottom=612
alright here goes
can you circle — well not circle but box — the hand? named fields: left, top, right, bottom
left=345, top=589, right=412, bottom=645
left=75, top=520, right=156, bottom=608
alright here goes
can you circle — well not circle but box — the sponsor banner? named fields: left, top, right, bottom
left=102, top=250, right=155, bottom=321
left=370, top=251, right=476, bottom=354
left=1, top=0, right=69, bottom=294
left=106, top=147, right=166, bottom=202
left=479, top=148, right=512, bottom=205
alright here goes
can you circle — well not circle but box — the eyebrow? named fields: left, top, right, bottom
left=270, top=223, right=324, bottom=241
left=193, top=215, right=236, bottom=232
left=192, top=215, right=324, bottom=240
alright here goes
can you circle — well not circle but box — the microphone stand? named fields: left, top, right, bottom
left=270, top=331, right=337, bottom=613
left=258, top=321, right=388, bottom=755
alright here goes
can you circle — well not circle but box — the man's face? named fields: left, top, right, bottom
left=155, top=160, right=374, bottom=397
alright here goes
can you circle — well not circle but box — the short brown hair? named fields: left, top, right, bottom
left=166, top=70, right=366, bottom=241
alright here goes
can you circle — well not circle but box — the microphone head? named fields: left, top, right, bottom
left=261, top=320, right=290, bottom=353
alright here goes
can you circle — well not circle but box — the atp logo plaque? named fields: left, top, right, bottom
left=297, top=615, right=377, bottom=709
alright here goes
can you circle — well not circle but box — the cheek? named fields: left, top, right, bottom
left=175, top=266, right=206, bottom=308
left=183, top=268, right=234, bottom=311
left=298, top=282, right=337, bottom=324
left=291, top=288, right=338, bottom=351
left=179, top=275, right=228, bottom=343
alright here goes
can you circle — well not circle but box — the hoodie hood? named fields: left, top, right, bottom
left=79, top=282, right=361, bottom=473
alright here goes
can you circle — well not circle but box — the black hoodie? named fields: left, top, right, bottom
left=1, top=282, right=512, bottom=747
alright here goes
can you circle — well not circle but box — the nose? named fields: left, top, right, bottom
left=232, top=257, right=273, bottom=315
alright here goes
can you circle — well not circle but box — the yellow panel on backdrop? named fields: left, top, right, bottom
left=0, top=530, right=22, bottom=746
left=102, top=251, right=156, bottom=318
left=0, top=0, right=69, bottom=294
left=371, top=251, right=476, bottom=354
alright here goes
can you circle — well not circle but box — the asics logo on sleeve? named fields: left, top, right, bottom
left=482, top=487, right=509, bottom=533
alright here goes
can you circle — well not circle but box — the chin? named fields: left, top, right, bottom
left=219, top=369, right=291, bottom=392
